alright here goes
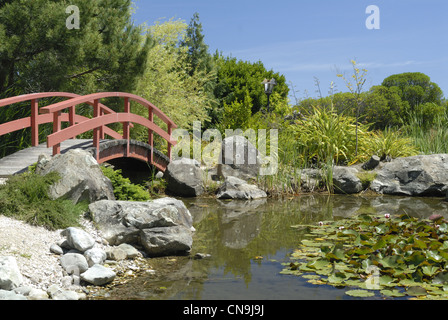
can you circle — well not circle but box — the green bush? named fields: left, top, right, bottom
left=101, top=166, right=151, bottom=201
left=0, top=172, right=86, bottom=230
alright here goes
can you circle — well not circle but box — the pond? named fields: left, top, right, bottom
left=99, top=194, right=448, bottom=300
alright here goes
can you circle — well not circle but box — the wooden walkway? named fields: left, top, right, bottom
left=0, top=139, right=94, bottom=177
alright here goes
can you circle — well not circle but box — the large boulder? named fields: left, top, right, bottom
left=217, top=135, right=261, bottom=181
left=89, top=197, right=194, bottom=256
left=140, top=226, right=193, bottom=257
left=164, top=158, right=204, bottom=197
left=370, top=154, right=448, bottom=196
left=216, top=176, right=267, bottom=200
left=332, top=166, right=363, bottom=194
left=35, top=149, right=115, bottom=204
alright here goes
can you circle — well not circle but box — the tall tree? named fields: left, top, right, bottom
left=213, top=54, right=289, bottom=117
left=381, top=72, right=443, bottom=110
left=134, top=19, right=211, bottom=136
left=0, top=0, right=150, bottom=94
left=180, top=12, right=214, bottom=76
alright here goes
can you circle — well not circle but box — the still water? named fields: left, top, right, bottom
left=102, top=194, right=448, bottom=300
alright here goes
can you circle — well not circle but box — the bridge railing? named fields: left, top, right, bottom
left=0, top=92, right=122, bottom=147
left=0, top=92, right=177, bottom=164
left=39, top=92, right=177, bottom=161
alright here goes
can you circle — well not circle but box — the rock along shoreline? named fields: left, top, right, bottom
left=0, top=214, right=156, bottom=300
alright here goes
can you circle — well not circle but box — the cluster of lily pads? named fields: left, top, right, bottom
left=282, top=212, right=448, bottom=299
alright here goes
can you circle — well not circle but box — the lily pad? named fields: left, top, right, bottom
left=380, top=289, right=406, bottom=297
left=345, top=289, right=375, bottom=298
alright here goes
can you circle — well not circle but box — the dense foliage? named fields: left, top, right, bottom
left=100, top=166, right=151, bottom=201
left=0, top=172, right=86, bottom=230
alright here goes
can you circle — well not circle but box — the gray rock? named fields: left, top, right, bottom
left=371, top=154, right=448, bottom=196
left=297, top=168, right=324, bottom=192
left=106, top=247, right=127, bottom=261
left=47, top=284, right=80, bottom=300
left=59, top=253, right=89, bottom=275
left=0, top=256, right=23, bottom=291
left=0, top=289, right=27, bottom=300
left=61, top=227, right=95, bottom=252
left=164, top=158, right=204, bottom=197
left=89, top=197, right=194, bottom=250
left=216, top=176, right=267, bottom=200
left=362, top=155, right=381, bottom=171
left=80, top=264, right=116, bottom=286
left=140, top=226, right=193, bottom=257
left=84, top=248, right=107, bottom=267
left=13, top=286, right=33, bottom=296
left=117, top=243, right=141, bottom=259
left=35, top=149, right=115, bottom=204
left=50, top=243, right=64, bottom=255
left=332, top=166, right=363, bottom=194
left=217, top=135, right=261, bottom=181
left=28, top=288, right=49, bottom=300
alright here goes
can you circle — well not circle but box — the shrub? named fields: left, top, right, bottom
left=0, top=172, right=86, bottom=230
left=364, top=128, right=419, bottom=160
left=291, top=105, right=370, bottom=165
left=100, top=166, right=151, bottom=201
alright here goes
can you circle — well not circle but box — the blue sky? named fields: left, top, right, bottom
left=131, top=0, right=448, bottom=103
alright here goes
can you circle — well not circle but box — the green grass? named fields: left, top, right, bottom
left=0, top=172, right=87, bottom=230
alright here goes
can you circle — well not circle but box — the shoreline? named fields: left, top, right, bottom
left=0, top=214, right=154, bottom=300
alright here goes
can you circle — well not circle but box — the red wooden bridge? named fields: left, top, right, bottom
left=0, top=92, right=177, bottom=177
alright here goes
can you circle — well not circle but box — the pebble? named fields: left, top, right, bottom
left=0, top=215, right=155, bottom=300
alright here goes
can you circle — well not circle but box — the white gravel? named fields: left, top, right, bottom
left=0, top=215, right=108, bottom=291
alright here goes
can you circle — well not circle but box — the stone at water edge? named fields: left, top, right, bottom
left=164, top=158, right=204, bottom=197
left=84, top=248, right=107, bottom=267
left=216, top=176, right=267, bottom=200
left=80, top=264, right=116, bottom=286
left=139, top=226, right=193, bottom=257
left=59, top=253, right=89, bottom=275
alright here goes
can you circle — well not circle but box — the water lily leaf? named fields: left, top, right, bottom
left=406, top=251, right=426, bottom=267
left=379, top=275, right=396, bottom=286
left=422, top=266, right=439, bottom=277
left=375, top=224, right=389, bottom=234
left=379, top=256, right=399, bottom=268
left=432, top=272, right=448, bottom=285
left=301, top=239, right=322, bottom=247
left=406, top=286, right=427, bottom=297
left=399, top=279, right=420, bottom=287
left=345, top=289, right=375, bottom=298
left=341, top=229, right=359, bottom=238
left=327, top=272, right=347, bottom=284
left=439, top=241, right=448, bottom=250
left=427, top=250, right=443, bottom=263
left=307, top=259, right=331, bottom=270
left=413, top=239, right=427, bottom=250
left=373, top=237, right=387, bottom=250
left=380, top=289, right=406, bottom=297
left=438, top=223, right=448, bottom=233
left=357, top=214, right=373, bottom=222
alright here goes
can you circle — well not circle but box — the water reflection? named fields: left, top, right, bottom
left=102, top=194, right=448, bottom=300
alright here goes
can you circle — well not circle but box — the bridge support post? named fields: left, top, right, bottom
left=31, top=99, right=39, bottom=147
left=148, top=107, right=154, bottom=163
left=52, top=111, right=61, bottom=155
left=123, top=97, right=130, bottom=157
left=93, top=99, right=100, bottom=161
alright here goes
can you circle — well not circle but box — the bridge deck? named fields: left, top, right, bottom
left=0, top=139, right=95, bottom=177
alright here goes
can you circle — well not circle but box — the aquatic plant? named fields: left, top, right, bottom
left=282, top=213, right=448, bottom=299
